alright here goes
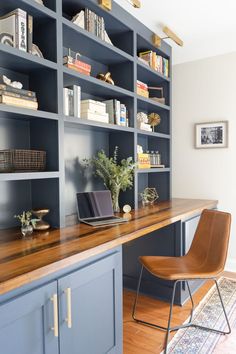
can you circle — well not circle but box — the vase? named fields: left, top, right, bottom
left=21, top=224, right=33, bottom=237
left=111, top=185, right=121, bottom=213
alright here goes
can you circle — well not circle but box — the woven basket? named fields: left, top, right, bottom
left=0, top=149, right=46, bottom=172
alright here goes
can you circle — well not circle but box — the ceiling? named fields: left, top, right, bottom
left=114, top=0, right=236, bottom=65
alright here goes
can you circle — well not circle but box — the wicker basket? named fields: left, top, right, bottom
left=0, top=149, right=46, bottom=172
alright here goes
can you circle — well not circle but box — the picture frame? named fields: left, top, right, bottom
left=195, top=121, right=228, bottom=149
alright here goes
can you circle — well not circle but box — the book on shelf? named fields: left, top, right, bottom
left=27, top=14, right=33, bottom=54
left=103, top=99, right=128, bottom=126
left=63, top=88, right=74, bottom=116
left=0, top=90, right=37, bottom=102
left=81, top=100, right=106, bottom=115
left=68, top=85, right=81, bottom=118
left=63, top=56, right=91, bottom=76
left=0, top=95, right=38, bottom=110
left=81, top=110, right=109, bottom=123
left=138, top=50, right=169, bottom=77
left=0, top=84, right=36, bottom=98
left=0, top=8, right=27, bottom=52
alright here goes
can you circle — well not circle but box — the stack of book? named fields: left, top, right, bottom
left=0, top=84, right=38, bottom=110
left=63, top=85, right=81, bottom=117
left=81, top=99, right=109, bottom=123
left=63, top=55, right=91, bottom=76
left=138, top=51, right=169, bottom=77
left=103, top=100, right=128, bottom=126
left=0, top=8, right=36, bottom=55
left=71, top=8, right=113, bottom=46
left=137, top=80, right=149, bottom=98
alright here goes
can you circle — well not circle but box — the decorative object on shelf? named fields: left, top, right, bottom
left=96, top=72, right=114, bottom=85
left=140, top=187, right=159, bottom=206
left=63, top=50, right=91, bottom=76
left=136, top=80, right=149, bottom=98
left=81, top=99, right=109, bottom=123
left=32, top=208, right=50, bottom=230
left=149, top=151, right=165, bottom=168
left=137, top=153, right=151, bottom=169
left=32, top=43, right=44, bottom=58
left=14, top=211, right=38, bottom=237
left=148, top=112, right=161, bottom=132
left=84, top=147, right=135, bottom=213
left=123, top=204, right=131, bottom=213
left=2, top=75, right=23, bottom=89
left=152, top=26, right=183, bottom=48
left=98, top=0, right=112, bottom=11
left=0, top=9, right=27, bottom=52
left=0, top=149, right=46, bottom=172
left=34, top=0, right=44, bottom=5
left=148, top=87, right=165, bottom=105
left=137, top=112, right=152, bottom=131
left=195, top=121, right=228, bottom=149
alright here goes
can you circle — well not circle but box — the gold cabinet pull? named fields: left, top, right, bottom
left=65, top=287, right=72, bottom=328
left=50, top=294, right=59, bottom=337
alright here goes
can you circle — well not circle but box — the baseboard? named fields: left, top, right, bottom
left=225, top=258, right=236, bottom=272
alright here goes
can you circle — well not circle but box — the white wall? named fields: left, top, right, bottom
left=172, top=52, right=236, bottom=271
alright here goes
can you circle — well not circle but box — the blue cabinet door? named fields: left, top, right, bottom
left=58, top=249, right=123, bottom=354
left=0, top=281, right=59, bottom=354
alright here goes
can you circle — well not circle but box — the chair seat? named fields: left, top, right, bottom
left=139, top=255, right=223, bottom=281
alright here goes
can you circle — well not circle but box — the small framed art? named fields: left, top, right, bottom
left=195, top=121, right=228, bottom=149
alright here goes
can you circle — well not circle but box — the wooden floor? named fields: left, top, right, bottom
left=123, top=272, right=236, bottom=354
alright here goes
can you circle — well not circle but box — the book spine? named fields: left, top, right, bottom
left=115, top=99, right=120, bottom=125
left=0, top=95, right=38, bottom=109
left=27, top=14, right=33, bottom=54
left=0, top=90, right=37, bottom=101
left=120, top=104, right=126, bottom=126
left=68, top=89, right=74, bottom=116
left=15, top=9, right=27, bottom=52
left=63, top=88, right=69, bottom=116
left=73, top=85, right=81, bottom=118
left=0, top=84, right=36, bottom=97
left=85, top=8, right=89, bottom=31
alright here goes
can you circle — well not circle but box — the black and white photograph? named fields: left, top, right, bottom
left=195, top=121, right=228, bottom=148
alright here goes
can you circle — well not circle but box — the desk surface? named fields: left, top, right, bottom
left=0, top=198, right=217, bottom=295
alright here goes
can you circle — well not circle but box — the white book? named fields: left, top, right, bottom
left=81, top=99, right=106, bottom=114
left=81, top=110, right=109, bottom=123
left=63, top=88, right=74, bottom=116
left=115, top=99, right=121, bottom=125
left=72, top=10, right=85, bottom=29
left=0, top=8, right=27, bottom=52
left=69, top=85, right=81, bottom=118
left=103, top=99, right=115, bottom=124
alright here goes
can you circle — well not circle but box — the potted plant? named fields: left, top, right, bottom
left=14, top=211, right=38, bottom=237
left=84, top=147, right=135, bottom=213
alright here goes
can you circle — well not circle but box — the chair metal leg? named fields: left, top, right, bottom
left=132, top=275, right=231, bottom=354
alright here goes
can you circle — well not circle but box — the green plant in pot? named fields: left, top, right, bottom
left=14, top=211, right=38, bottom=237
left=84, top=147, right=135, bottom=213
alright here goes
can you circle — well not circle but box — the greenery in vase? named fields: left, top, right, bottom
left=14, top=211, right=38, bottom=228
left=84, top=147, right=135, bottom=212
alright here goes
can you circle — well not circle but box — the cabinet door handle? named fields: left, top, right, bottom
left=65, top=287, right=72, bottom=328
left=50, top=294, right=59, bottom=337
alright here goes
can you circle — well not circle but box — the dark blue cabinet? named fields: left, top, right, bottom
left=58, top=251, right=123, bottom=354
left=0, top=281, right=59, bottom=354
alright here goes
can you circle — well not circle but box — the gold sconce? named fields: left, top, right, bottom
left=98, top=0, right=112, bottom=11
left=152, top=26, right=183, bottom=48
left=126, top=0, right=141, bottom=8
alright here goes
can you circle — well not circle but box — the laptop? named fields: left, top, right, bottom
left=76, top=190, right=128, bottom=227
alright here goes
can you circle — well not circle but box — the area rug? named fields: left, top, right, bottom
left=165, top=277, right=236, bottom=354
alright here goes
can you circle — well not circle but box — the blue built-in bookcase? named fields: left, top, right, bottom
left=0, top=0, right=171, bottom=229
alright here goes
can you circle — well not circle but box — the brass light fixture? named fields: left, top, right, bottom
left=98, top=0, right=112, bottom=11
left=126, top=0, right=141, bottom=8
left=153, top=26, right=183, bottom=48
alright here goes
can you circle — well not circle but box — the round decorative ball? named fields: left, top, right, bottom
left=123, top=204, right=131, bottom=213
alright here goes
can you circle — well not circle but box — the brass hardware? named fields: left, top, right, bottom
left=65, top=288, right=72, bottom=329
left=152, top=26, right=183, bottom=48
left=51, top=294, right=59, bottom=337
left=99, top=0, right=112, bottom=11
left=127, top=0, right=141, bottom=8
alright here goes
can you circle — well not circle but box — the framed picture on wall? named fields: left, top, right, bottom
left=195, top=121, right=228, bottom=149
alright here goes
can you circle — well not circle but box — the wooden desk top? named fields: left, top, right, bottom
left=0, top=198, right=217, bottom=295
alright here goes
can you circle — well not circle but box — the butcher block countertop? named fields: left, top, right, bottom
left=0, top=198, right=217, bottom=295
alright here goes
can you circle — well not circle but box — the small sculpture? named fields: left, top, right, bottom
left=148, top=113, right=161, bottom=132
left=32, top=44, right=44, bottom=58
left=32, top=208, right=50, bottom=230
left=140, top=187, right=159, bottom=206
left=96, top=72, right=114, bottom=85
left=3, top=75, right=23, bottom=89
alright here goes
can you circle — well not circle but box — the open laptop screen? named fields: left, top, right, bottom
left=76, top=191, right=114, bottom=219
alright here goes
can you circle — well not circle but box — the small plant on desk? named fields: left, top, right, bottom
left=84, top=146, right=135, bottom=213
left=14, top=211, right=38, bottom=237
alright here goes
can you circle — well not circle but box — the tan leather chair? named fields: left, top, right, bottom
left=132, top=209, right=232, bottom=354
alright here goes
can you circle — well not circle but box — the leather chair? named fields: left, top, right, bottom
left=132, top=209, right=232, bottom=354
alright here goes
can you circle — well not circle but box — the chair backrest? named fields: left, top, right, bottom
left=188, top=209, right=231, bottom=274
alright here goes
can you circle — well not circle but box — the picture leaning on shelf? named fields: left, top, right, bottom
left=0, top=8, right=43, bottom=57
left=71, top=8, right=113, bottom=46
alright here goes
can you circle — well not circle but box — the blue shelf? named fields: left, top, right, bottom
left=136, top=168, right=170, bottom=174
left=0, top=171, right=60, bottom=182
left=0, top=44, right=57, bottom=72
left=64, top=116, right=135, bottom=133
left=2, top=0, right=56, bottom=19
left=63, top=66, right=134, bottom=99
left=0, top=105, right=58, bottom=121
left=136, top=58, right=170, bottom=84
left=137, top=130, right=170, bottom=139
left=137, top=95, right=170, bottom=112
left=63, top=18, right=133, bottom=65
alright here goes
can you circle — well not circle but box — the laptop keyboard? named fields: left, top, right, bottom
left=85, top=216, right=118, bottom=222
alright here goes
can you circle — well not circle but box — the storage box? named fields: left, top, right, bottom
left=81, top=100, right=106, bottom=114
left=0, top=149, right=46, bottom=172
left=81, top=110, right=109, bottom=123
left=137, top=153, right=151, bottom=169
